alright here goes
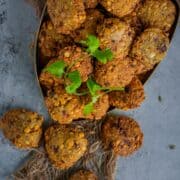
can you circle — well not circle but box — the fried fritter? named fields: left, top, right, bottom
left=45, top=86, right=84, bottom=124
left=138, top=0, right=176, bottom=32
left=39, top=46, right=93, bottom=89
left=100, top=0, right=141, bottom=17
left=131, top=28, right=170, bottom=70
left=45, top=86, right=109, bottom=124
left=101, top=115, right=143, bottom=156
left=58, top=46, right=93, bottom=82
left=83, top=0, right=99, bottom=9
left=97, top=18, right=135, bottom=58
left=0, top=109, right=44, bottom=149
left=47, top=0, right=86, bottom=34
left=94, top=57, right=135, bottom=88
left=109, top=77, right=145, bottom=110
left=38, top=20, right=72, bottom=65
left=70, top=170, right=97, bottom=180
left=71, top=9, right=104, bottom=42
left=45, top=125, right=88, bottom=169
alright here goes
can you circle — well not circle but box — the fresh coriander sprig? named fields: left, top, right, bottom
left=83, top=78, right=124, bottom=115
left=80, top=35, right=114, bottom=64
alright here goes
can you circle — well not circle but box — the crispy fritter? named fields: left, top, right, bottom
left=94, top=57, right=135, bottom=88
left=38, top=20, right=73, bottom=65
left=71, top=9, right=104, bottom=42
left=0, top=109, right=44, bottom=149
left=47, top=0, right=86, bottom=34
left=97, top=18, right=135, bottom=58
left=70, top=170, right=97, bottom=180
left=101, top=115, right=143, bottom=156
left=45, top=86, right=109, bottom=124
left=109, top=77, right=145, bottom=110
left=45, top=86, right=84, bottom=124
left=122, top=14, right=142, bottom=35
left=83, top=0, right=99, bottom=9
left=45, top=125, right=88, bottom=169
left=138, top=0, right=176, bottom=32
left=131, top=28, right=170, bottom=70
left=39, top=46, right=93, bottom=89
left=100, top=0, right=141, bottom=17
left=58, top=46, right=93, bottom=82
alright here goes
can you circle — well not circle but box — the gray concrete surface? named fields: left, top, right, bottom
left=0, top=0, right=180, bottom=180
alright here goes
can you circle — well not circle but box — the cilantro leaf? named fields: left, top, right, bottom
left=80, top=35, right=99, bottom=54
left=83, top=96, right=99, bottom=115
left=93, top=49, right=113, bottom=64
left=83, top=102, right=94, bottom=116
left=43, top=60, right=66, bottom=77
left=65, top=71, right=82, bottom=94
left=87, top=78, right=102, bottom=96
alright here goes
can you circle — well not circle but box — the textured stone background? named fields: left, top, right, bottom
left=0, top=0, right=180, bottom=179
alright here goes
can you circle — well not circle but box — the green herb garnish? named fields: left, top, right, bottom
left=80, top=35, right=114, bottom=64
left=65, top=71, right=82, bottom=94
left=43, top=60, right=66, bottom=77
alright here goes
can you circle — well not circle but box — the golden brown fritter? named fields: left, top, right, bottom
left=47, top=0, right=86, bottom=34
left=71, top=9, right=104, bottom=42
left=45, top=125, right=88, bottom=169
left=138, top=0, right=176, bottom=32
left=122, top=14, right=142, bottom=35
left=45, top=86, right=109, bottom=124
left=109, top=77, right=145, bottom=110
left=39, top=46, right=93, bottom=89
left=83, top=0, right=99, bottom=9
left=131, top=28, right=170, bottom=70
left=45, top=86, right=84, bottom=124
left=94, top=57, right=135, bottom=88
left=100, top=0, right=141, bottom=18
left=0, top=109, right=44, bottom=149
left=101, top=115, right=143, bottom=156
left=70, top=170, right=98, bottom=180
left=38, top=20, right=73, bottom=66
left=58, top=46, right=93, bottom=82
left=97, top=18, right=135, bottom=58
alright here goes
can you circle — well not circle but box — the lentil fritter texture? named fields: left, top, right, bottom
left=0, top=109, right=44, bottom=149
left=102, top=115, right=143, bottom=156
left=70, top=170, right=97, bottom=180
left=39, top=46, right=93, bottom=89
left=83, top=0, right=99, bottom=9
left=131, top=28, right=170, bottom=70
left=109, top=77, right=145, bottom=110
left=94, top=57, right=135, bottom=88
left=38, top=20, right=72, bottom=65
left=71, top=9, right=104, bottom=42
left=97, top=18, right=135, bottom=58
left=45, top=125, right=88, bottom=169
left=100, top=0, right=141, bottom=18
left=45, top=86, right=109, bottom=124
left=138, top=0, right=176, bottom=32
left=47, top=0, right=86, bottom=34
left=45, top=86, right=84, bottom=124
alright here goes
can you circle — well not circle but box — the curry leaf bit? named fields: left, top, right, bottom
left=43, top=60, right=66, bottom=77
left=65, top=70, right=82, bottom=94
